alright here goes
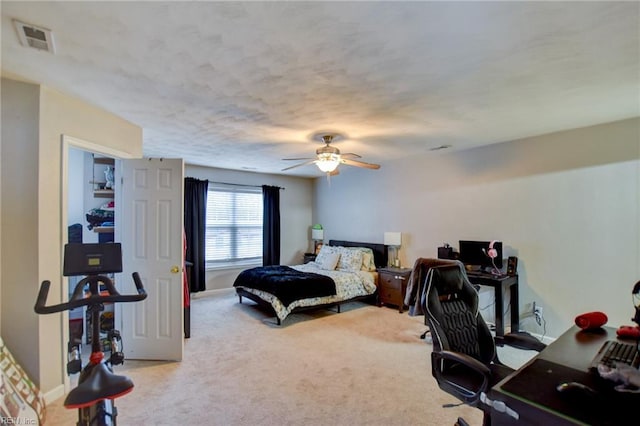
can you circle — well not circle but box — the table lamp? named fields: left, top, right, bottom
left=384, top=232, right=402, bottom=267
left=311, top=228, right=324, bottom=254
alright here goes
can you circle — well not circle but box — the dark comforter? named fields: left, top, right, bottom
left=233, top=265, right=336, bottom=307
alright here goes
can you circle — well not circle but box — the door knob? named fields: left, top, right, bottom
left=171, top=266, right=180, bottom=274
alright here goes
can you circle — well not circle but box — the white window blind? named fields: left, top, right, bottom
left=205, top=183, right=263, bottom=268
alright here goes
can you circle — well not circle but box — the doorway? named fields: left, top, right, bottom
left=61, top=135, right=185, bottom=394
left=66, top=148, right=116, bottom=370
left=61, top=135, right=130, bottom=393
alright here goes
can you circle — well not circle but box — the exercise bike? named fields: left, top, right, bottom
left=34, top=243, right=147, bottom=426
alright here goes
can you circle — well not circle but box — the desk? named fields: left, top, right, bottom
left=489, top=326, right=638, bottom=425
left=466, top=272, right=519, bottom=339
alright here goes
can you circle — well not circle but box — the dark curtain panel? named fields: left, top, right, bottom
left=184, top=177, right=208, bottom=292
left=262, top=185, right=281, bottom=266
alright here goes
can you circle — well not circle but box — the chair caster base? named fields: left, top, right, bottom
left=455, top=417, right=471, bottom=426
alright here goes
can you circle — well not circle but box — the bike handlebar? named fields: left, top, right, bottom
left=34, top=272, right=147, bottom=314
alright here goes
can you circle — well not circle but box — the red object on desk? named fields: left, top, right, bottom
left=574, top=311, right=608, bottom=329
left=617, top=325, right=640, bottom=338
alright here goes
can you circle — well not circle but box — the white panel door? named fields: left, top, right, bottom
left=119, top=158, right=184, bottom=361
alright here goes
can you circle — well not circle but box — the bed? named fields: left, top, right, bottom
left=234, top=240, right=388, bottom=324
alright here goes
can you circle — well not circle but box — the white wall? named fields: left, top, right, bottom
left=1, top=79, right=40, bottom=382
left=67, top=148, right=85, bottom=227
left=0, top=78, right=142, bottom=394
left=314, top=118, right=640, bottom=339
left=185, top=165, right=314, bottom=291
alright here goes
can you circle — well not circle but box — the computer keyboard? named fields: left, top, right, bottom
left=590, top=340, right=640, bottom=370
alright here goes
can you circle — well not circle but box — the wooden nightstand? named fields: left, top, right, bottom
left=303, top=253, right=317, bottom=264
left=377, top=267, right=412, bottom=313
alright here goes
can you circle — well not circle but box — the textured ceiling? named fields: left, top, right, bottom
left=2, top=1, right=639, bottom=177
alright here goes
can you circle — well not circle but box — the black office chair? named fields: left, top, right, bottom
left=423, top=263, right=545, bottom=426
left=405, top=258, right=460, bottom=339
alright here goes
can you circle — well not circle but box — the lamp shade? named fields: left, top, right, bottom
left=311, top=229, right=324, bottom=240
left=316, top=154, right=340, bottom=173
left=384, top=232, right=402, bottom=246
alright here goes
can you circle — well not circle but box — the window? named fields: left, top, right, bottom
left=205, top=183, right=263, bottom=268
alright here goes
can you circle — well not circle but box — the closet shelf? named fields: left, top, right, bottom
left=93, top=157, right=115, bottom=165
left=93, top=226, right=114, bottom=233
left=93, top=189, right=114, bottom=198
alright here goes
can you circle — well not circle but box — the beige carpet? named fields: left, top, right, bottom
left=46, top=290, right=485, bottom=425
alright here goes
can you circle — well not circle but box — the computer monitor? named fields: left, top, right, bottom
left=458, top=240, right=503, bottom=270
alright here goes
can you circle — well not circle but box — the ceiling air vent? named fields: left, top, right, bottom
left=429, top=144, right=452, bottom=151
left=13, top=19, right=55, bottom=53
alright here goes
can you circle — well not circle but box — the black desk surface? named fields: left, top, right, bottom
left=466, top=271, right=513, bottom=281
left=491, top=326, right=639, bottom=426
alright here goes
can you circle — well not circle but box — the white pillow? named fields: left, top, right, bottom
left=316, top=244, right=337, bottom=258
left=336, top=247, right=364, bottom=272
left=315, top=246, right=340, bottom=270
left=339, top=246, right=376, bottom=271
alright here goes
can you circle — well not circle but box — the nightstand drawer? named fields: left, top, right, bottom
left=380, top=274, right=402, bottom=290
left=377, top=267, right=412, bottom=313
left=379, top=287, right=401, bottom=302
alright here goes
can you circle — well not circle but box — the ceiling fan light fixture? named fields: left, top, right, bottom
left=316, top=153, right=341, bottom=173
left=282, top=132, right=379, bottom=174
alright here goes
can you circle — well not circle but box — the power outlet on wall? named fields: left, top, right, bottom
left=533, top=301, right=543, bottom=325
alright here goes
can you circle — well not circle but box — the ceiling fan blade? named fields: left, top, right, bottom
left=281, top=159, right=317, bottom=171
left=341, top=153, right=362, bottom=159
left=282, top=157, right=314, bottom=161
left=340, top=158, right=381, bottom=170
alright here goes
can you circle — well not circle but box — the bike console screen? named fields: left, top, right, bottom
left=63, top=243, right=123, bottom=276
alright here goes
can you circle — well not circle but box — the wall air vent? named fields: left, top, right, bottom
left=13, top=19, right=55, bottom=53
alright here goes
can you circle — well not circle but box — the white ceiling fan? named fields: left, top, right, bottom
left=282, top=134, right=381, bottom=174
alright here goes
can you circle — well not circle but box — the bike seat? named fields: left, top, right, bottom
left=64, top=362, right=134, bottom=409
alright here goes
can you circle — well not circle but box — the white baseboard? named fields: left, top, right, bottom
left=531, top=333, right=556, bottom=345
left=191, top=287, right=235, bottom=299
left=504, top=324, right=557, bottom=345
left=43, top=384, right=65, bottom=405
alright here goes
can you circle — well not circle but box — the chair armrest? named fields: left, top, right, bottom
left=431, top=350, right=491, bottom=404
left=500, top=331, right=546, bottom=352
left=433, top=350, right=492, bottom=375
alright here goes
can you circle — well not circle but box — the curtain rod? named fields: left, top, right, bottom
left=202, top=179, right=285, bottom=190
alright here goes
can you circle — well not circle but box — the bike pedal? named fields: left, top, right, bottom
left=67, top=359, right=82, bottom=375
left=109, top=352, right=125, bottom=366
left=67, top=341, right=82, bottom=375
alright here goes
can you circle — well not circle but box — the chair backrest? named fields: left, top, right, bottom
left=424, top=263, right=496, bottom=365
